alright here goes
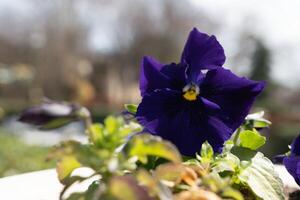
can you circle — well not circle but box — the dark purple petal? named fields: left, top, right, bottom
left=181, top=28, right=225, bottom=72
left=199, top=97, right=221, bottom=114
left=19, top=108, right=56, bottom=125
left=281, top=134, right=300, bottom=186
left=139, top=56, right=170, bottom=96
left=272, top=154, right=285, bottom=164
left=136, top=89, right=232, bottom=155
left=201, top=68, right=265, bottom=131
left=291, top=134, right=300, bottom=156
left=136, top=89, right=182, bottom=133
left=283, top=156, right=300, bottom=185
left=185, top=65, right=206, bottom=85
left=18, top=101, right=80, bottom=129
left=156, top=110, right=232, bottom=156
left=160, top=63, right=188, bottom=89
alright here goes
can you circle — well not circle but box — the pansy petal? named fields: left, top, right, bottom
left=19, top=101, right=78, bottom=126
left=272, top=155, right=285, bottom=164
left=201, top=116, right=233, bottom=153
left=291, top=134, right=300, bottom=156
left=138, top=90, right=232, bottom=155
left=199, top=97, right=221, bottom=114
left=156, top=111, right=232, bottom=156
left=283, top=156, right=300, bottom=185
left=139, top=56, right=170, bottom=96
left=185, top=66, right=206, bottom=84
left=136, top=89, right=182, bottom=133
left=156, top=111, right=204, bottom=156
left=160, top=63, right=188, bottom=89
left=201, top=68, right=265, bottom=131
left=181, top=28, right=225, bottom=72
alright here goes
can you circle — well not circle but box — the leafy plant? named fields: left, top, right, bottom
left=19, top=100, right=284, bottom=199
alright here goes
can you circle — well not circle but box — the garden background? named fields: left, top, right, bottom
left=1, top=0, right=300, bottom=177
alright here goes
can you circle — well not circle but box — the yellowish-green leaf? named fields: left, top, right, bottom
left=222, top=188, right=244, bottom=200
left=57, top=156, right=81, bottom=184
left=109, top=176, right=153, bottom=200
left=199, top=141, right=214, bottom=163
left=104, top=115, right=120, bottom=134
left=239, top=130, right=266, bottom=150
left=253, top=119, right=271, bottom=128
left=124, top=104, right=138, bottom=114
left=42, top=117, right=74, bottom=130
left=213, top=153, right=240, bottom=173
left=127, top=134, right=182, bottom=164
left=89, top=123, right=104, bottom=144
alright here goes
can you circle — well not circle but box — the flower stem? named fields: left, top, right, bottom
left=233, top=127, right=241, bottom=145
left=76, top=107, right=94, bottom=140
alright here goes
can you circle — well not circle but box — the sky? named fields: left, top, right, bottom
left=190, top=0, right=300, bottom=87
left=0, top=0, right=300, bottom=87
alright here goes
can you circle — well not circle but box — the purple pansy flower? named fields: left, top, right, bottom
left=136, top=28, right=265, bottom=156
left=19, top=100, right=81, bottom=129
left=283, top=134, right=300, bottom=185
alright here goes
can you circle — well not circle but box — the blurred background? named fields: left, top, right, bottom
left=1, top=0, right=300, bottom=177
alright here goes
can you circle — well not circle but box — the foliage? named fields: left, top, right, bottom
left=43, top=106, right=284, bottom=200
left=0, top=131, right=55, bottom=177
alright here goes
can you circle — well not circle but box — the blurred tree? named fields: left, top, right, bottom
left=250, top=40, right=271, bottom=82
left=0, top=0, right=217, bottom=110
left=34, top=0, right=90, bottom=100
left=249, top=39, right=273, bottom=102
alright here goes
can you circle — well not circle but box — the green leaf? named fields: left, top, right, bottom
left=89, top=123, right=104, bottom=145
left=223, top=140, right=235, bottom=153
left=199, top=141, right=214, bottom=163
left=84, top=181, right=101, bottom=200
left=126, top=134, right=182, bottom=164
left=231, top=146, right=257, bottom=161
left=48, top=140, right=106, bottom=171
left=57, top=156, right=81, bottom=184
left=201, top=171, right=229, bottom=192
left=253, top=119, right=271, bottom=128
left=41, top=117, right=74, bottom=130
left=109, top=176, right=153, bottom=200
left=124, top=104, right=138, bottom=115
left=104, top=116, right=119, bottom=134
left=245, top=111, right=271, bottom=129
left=239, top=130, right=266, bottom=150
left=221, top=188, right=244, bottom=200
left=88, top=116, right=139, bottom=150
left=63, top=180, right=102, bottom=200
left=213, top=153, right=240, bottom=173
left=237, top=152, right=284, bottom=200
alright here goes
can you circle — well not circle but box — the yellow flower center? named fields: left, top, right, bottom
left=183, top=83, right=199, bottom=101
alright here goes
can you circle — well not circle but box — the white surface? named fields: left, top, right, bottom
left=0, top=165, right=298, bottom=200
left=0, top=169, right=61, bottom=200
left=0, top=168, right=97, bottom=200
